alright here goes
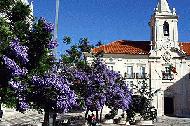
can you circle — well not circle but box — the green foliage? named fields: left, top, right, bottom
left=6, top=1, right=32, bottom=43
left=126, top=80, right=159, bottom=124
left=0, top=87, right=17, bottom=108
left=0, top=18, right=12, bottom=56
left=12, top=20, right=30, bottom=43
left=95, top=41, right=103, bottom=47
left=126, top=109, right=136, bottom=124
left=0, top=0, right=55, bottom=111
left=105, top=109, right=118, bottom=119
left=63, top=36, right=71, bottom=45
left=61, top=37, right=103, bottom=67
left=0, top=0, right=15, bottom=13
left=0, top=0, right=32, bottom=52
left=78, top=38, right=93, bottom=52
left=27, top=19, right=54, bottom=75
left=61, top=37, right=93, bottom=67
left=9, top=1, right=31, bottom=22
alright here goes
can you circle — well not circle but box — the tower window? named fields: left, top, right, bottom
left=151, top=26, right=154, bottom=41
left=163, top=21, right=169, bottom=36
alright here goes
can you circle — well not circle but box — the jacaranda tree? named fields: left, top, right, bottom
left=61, top=38, right=132, bottom=122
left=72, top=57, right=132, bottom=122
left=0, top=0, right=31, bottom=109
left=29, top=64, right=77, bottom=126
left=0, top=1, right=77, bottom=126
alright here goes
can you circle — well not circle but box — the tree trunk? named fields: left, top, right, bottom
left=43, top=109, right=49, bottom=126
left=96, top=110, right=99, bottom=123
left=99, top=108, right=103, bottom=123
left=43, top=109, right=57, bottom=126
left=85, top=109, right=89, bottom=119
left=0, top=98, right=3, bottom=119
left=51, top=112, right=57, bottom=126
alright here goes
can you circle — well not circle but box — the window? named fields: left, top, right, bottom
left=163, top=21, right=169, bottom=36
left=151, top=26, right=154, bottom=41
left=140, top=66, right=145, bottom=74
left=136, top=66, right=147, bottom=79
left=162, top=67, right=174, bottom=80
left=125, top=66, right=134, bottom=79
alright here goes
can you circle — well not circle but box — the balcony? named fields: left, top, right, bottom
left=162, top=72, right=174, bottom=80
left=124, top=73, right=135, bottom=79
left=136, top=73, right=148, bottom=79
left=124, top=73, right=149, bottom=79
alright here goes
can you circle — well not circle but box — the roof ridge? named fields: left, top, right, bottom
left=180, top=42, right=190, bottom=43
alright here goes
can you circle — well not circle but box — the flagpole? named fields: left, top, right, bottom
left=54, top=0, right=60, bottom=58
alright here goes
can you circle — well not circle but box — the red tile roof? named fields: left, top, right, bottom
left=180, top=42, right=190, bottom=56
left=92, top=40, right=190, bottom=56
left=92, top=40, right=150, bottom=55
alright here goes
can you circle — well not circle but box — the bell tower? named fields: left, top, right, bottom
left=149, top=0, right=179, bottom=51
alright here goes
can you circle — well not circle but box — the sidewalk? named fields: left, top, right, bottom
left=0, top=108, right=43, bottom=126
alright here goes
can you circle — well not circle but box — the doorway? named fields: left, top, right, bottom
left=164, top=97, right=174, bottom=115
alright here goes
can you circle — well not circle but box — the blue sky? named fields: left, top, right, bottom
left=29, top=0, right=190, bottom=56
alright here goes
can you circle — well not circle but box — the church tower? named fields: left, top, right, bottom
left=149, top=0, right=179, bottom=51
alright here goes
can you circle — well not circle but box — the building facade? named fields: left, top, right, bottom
left=85, top=0, right=190, bottom=117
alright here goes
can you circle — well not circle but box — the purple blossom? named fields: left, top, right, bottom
left=9, top=80, right=26, bottom=91
left=56, top=90, right=77, bottom=113
left=32, top=75, right=45, bottom=86
left=72, top=58, right=132, bottom=111
left=106, top=84, right=132, bottom=110
left=31, top=71, right=77, bottom=113
left=40, top=17, right=54, bottom=32
left=48, top=40, right=58, bottom=49
left=9, top=38, right=29, bottom=64
left=86, top=93, right=106, bottom=111
left=2, top=55, right=28, bottom=76
left=19, top=100, right=29, bottom=111
left=8, top=80, right=29, bottom=112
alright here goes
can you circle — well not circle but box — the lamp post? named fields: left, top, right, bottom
left=45, top=1, right=60, bottom=125
left=53, top=0, right=60, bottom=58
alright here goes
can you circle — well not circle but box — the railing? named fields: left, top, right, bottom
left=124, top=73, right=149, bottom=79
left=136, top=73, right=148, bottom=79
left=124, top=73, right=135, bottom=79
left=162, top=72, right=174, bottom=80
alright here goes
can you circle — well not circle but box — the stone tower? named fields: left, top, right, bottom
left=149, top=0, right=179, bottom=53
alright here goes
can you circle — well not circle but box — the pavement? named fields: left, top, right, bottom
left=0, top=108, right=190, bottom=126
left=154, top=116, right=190, bottom=126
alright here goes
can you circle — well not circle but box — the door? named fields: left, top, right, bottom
left=164, top=97, right=174, bottom=115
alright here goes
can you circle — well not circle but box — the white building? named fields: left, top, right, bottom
left=85, top=0, right=190, bottom=117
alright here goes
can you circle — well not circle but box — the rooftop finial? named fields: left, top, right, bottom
left=156, top=0, right=171, bottom=13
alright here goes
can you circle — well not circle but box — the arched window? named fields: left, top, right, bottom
left=163, top=21, right=169, bottom=36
